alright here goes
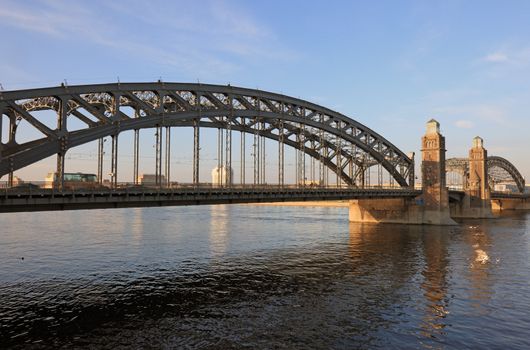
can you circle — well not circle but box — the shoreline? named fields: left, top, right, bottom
left=248, top=200, right=349, bottom=207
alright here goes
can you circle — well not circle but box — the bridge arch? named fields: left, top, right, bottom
left=0, top=82, right=414, bottom=187
left=446, top=156, right=525, bottom=193
left=487, top=156, right=525, bottom=193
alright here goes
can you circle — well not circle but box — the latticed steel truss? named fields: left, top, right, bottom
left=446, top=156, right=525, bottom=193
left=0, top=82, right=414, bottom=186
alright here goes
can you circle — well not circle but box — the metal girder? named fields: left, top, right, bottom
left=6, top=101, right=56, bottom=137
left=487, top=156, right=525, bottom=193
left=0, top=82, right=414, bottom=186
left=446, top=156, right=525, bottom=193
left=446, top=158, right=469, bottom=175
left=0, top=187, right=421, bottom=213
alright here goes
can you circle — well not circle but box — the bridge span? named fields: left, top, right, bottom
left=0, top=186, right=419, bottom=213
left=0, top=82, right=527, bottom=221
left=1, top=183, right=523, bottom=214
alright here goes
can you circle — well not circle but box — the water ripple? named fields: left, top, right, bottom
left=0, top=207, right=529, bottom=349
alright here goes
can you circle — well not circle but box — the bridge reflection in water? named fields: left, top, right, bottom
left=347, top=220, right=508, bottom=346
left=1, top=206, right=529, bottom=348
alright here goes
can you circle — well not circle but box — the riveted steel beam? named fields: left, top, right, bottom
left=0, top=82, right=415, bottom=187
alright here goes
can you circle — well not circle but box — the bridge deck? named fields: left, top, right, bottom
left=0, top=187, right=420, bottom=213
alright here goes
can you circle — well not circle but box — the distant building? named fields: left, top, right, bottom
left=299, top=179, right=322, bottom=187
left=211, top=166, right=233, bottom=185
left=12, top=176, right=24, bottom=186
left=493, top=183, right=519, bottom=192
left=44, top=172, right=98, bottom=189
left=137, top=174, right=166, bottom=186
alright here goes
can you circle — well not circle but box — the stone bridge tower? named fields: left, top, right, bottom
left=419, top=119, right=455, bottom=224
left=348, top=119, right=456, bottom=225
left=468, top=136, right=490, bottom=201
left=465, top=136, right=493, bottom=217
left=421, top=119, right=449, bottom=210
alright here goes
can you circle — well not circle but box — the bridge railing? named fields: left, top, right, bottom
left=0, top=180, right=414, bottom=195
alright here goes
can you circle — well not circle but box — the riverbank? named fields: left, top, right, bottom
left=250, top=200, right=349, bottom=207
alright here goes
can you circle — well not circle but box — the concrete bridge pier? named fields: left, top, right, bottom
left=349, top=119, right=456, bottom=225
left=450, top=137, right=494, bottom=218
left=491, top=198, right=530, bottom=211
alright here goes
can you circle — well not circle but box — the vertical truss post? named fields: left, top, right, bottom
left=111, top=134, right=118, bottom=189
left=310, top=140, right=315, bottom=185
left=217, top=127, right=222, bottom=186
left=7, top=115, right=14, bottom=188
left=324, top=145, right=329, bottom=187
left=260, top=121, right=265, bottom=185
left=295, top=124, right=302, bottom=187
left=133, top=130, right=139, bottom=184
left=360, top=165, right=365, bottom=189
left=278, top=119, right=284, bottom=187
left=133, top=109, right=140, bottom=185
left=225, top=116, right=232, bottom=187
left=8, top=113, right=15, bottom=145
left=318, top=151, right=323, bottom=186
left=377, top=142, right=383, bottom=188
left=98, top=138, right=104, bottom=185
left=349, top=143, right=356, bottom=187
left=302, top=125, right=306, bottom=187
left=165, top=126, right=171, bottom=188
left=348, top=159, right=354, bottom=187
left=336, top=135, right=342, bottom=188
left=301, top=107, right=306, bottom=187
left=240, top=118, right=245, bottom=186
left=295, top=133, right=299, bottom=187
left=6, top=113, right=16, bottom=187
left=155, top=125, right=162, bottom=187
left=220, top=122, right=224, bottom=187
left=193, top=119, right=200, bottom=186
left=56, top=153, right=65, bottom=190
left=113, top=93, right=121, bottom=189
left=56, top=97, right=68, bottom=190
left=319, top=127, right=324, bottom=187
left=8, top=171, right=13, bottom=188
left=299, top=123, right=305, bottom=187
left=253, top=118, right=259, bottom=186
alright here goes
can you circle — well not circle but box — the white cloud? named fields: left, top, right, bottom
left=483, top=52, right=509, bottom=63
left=434, top=104, right=508, bottom=125
left=455, top=120, right=474, bottom=128
left=0, top=0, right=295, bottom=79
left=479, top=47, right=530, bottom=70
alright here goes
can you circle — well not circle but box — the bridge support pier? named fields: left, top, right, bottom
left=349, top=198, right=423, bottom=224
left=491, top=198, right=530, bottom=211
left=451, top=137, right=494, bottom=218
left=349, top=119, right=456, bottom=225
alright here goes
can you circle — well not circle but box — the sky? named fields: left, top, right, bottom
left=1, top=0, right=529, bottom=183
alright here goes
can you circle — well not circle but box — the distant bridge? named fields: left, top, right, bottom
left=446, top=156, right=525, bottom=193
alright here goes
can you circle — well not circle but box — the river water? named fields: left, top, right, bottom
left=1, top=205, right=529, bottom=349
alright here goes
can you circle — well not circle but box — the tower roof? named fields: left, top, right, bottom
left=472, top=136, right=484, bottom=148
left=426, top=119, right=440, bottom=134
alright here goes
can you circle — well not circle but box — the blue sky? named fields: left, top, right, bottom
left=1, top=0, right=529, bottom=182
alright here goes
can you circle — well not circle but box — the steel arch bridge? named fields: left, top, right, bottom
left=0, top=82, right=414, bottom=188
left=446, top=156, right=525, bottom=193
